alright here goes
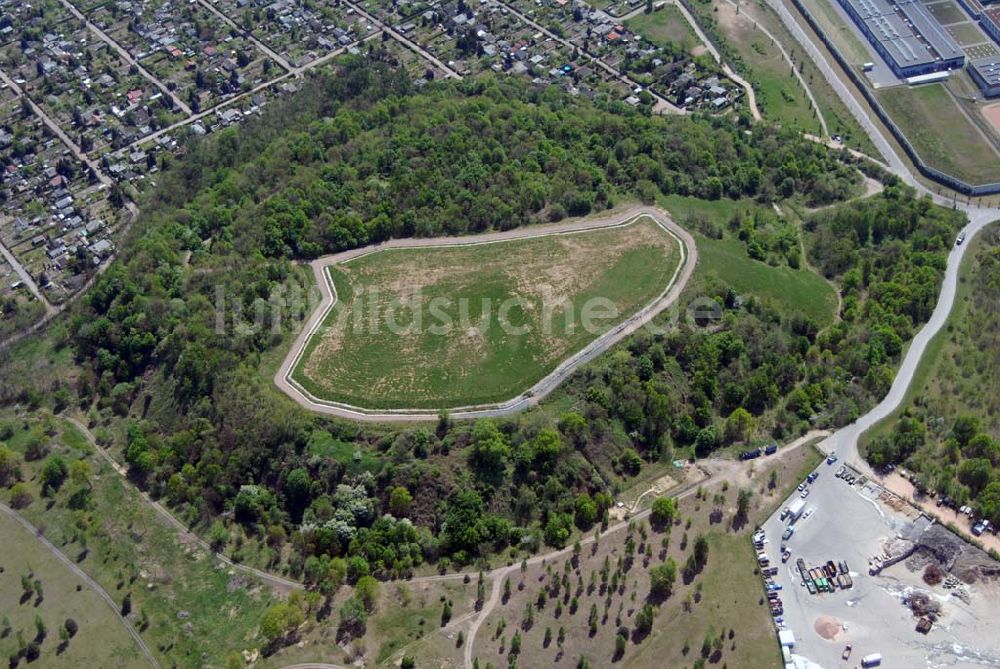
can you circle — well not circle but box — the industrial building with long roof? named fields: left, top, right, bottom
left=837, top=0, right=965, bottom=77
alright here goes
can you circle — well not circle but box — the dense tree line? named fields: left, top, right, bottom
left=0, top=59, right=958, bottom=582
left=867, top=232, right=999, bottom=527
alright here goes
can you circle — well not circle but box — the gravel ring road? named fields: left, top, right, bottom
left=274, top=205, right=697, bottom=422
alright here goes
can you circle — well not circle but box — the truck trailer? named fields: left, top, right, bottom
left=787, top=498, right=806, bottom=522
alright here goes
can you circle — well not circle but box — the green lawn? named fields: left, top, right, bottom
left=0, top=413, right=275, bottom=669
left=711, top=1, right=822, bottom=134
left=307, top=428, right=382, bottom=475
left=627, top=6, right=700, bottom=52
left=659, top=194, right=838, bottom=326
left=877, top=84, right=1000, bottom=185
left=800, top=0, right=873, bottom=64
left=0, top=513, right=148, bottom=669
left=293, top=216, right=682, bottom=409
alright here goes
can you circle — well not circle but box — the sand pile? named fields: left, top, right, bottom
left=814, top=615, right=841, bottom=640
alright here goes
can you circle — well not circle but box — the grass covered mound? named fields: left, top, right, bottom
left=294, top=216, right=680, bottom=409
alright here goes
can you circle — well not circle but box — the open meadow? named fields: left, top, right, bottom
left=0, top=412, right=276, bottom=669
left=876, top=84, right=1000, bottom=185
left=293, top=216, right=682, bottom=410
left=0, top=512, right=148, bottom=669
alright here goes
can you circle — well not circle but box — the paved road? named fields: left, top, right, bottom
left=0, top=238, right=52, bottom=314
left=760, top=0, right=1000, bottom=469
left=274, top=205, right=696, bottom=422
left=191, top=0, right=293, bottom=72
left=343, top=1, right=463, bottom=79
left=0, top=67, right=110, bottom=186
left=1, top=502, right=161, bottom=668
left=125, top=29, right=387, bottom=153
left=764, top=0, right=912, bottom=179
left=0, top=64, right=137, bottom=325
left=818, top=213, right=996, bottom=475
left=59, top=0, right=193, bottom=116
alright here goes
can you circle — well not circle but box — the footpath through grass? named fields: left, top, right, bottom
left=0, top=512, right=148, bottom=669
left=627, top=6, right=701, bottom=53
left=660, top=194, right=838, bottom=326
left=0, top=412, right=275, bottom=669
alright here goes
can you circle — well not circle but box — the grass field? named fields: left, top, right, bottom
left=800, top=0, right=873, bottom=64
left=659, top=194, right=839, bottom=326
left=0, top=412, right=275, bottom=669
left=876, top=83, right=1000, bottom=185
left=293, top=216, right=681, bottom=409
left=713, top=1, right=822, bottom=134
left=626, top=6, right=701, bottom=53
left=261, top=579, right=476, bottom=668
left=702, top=0, right=879, bottom=155
left=0, top=512, right=148, bottom=669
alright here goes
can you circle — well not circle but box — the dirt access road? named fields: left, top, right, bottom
left=274, top=205, right=696, bottom=422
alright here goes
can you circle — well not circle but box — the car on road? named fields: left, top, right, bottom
left=797, top=483, right=806, bottom=492
left=956, top=232, right=966, bottom=245
left=800, top=489, right=810, bottom=499
left=827, top=453, right=838, bottom=464
left=843, top=643, right=852, bottom=660
left=782, top=526, right=795, bottom=540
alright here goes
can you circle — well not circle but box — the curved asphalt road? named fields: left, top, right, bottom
left=275, top=205, right=696, bottom=422
left=819, top=215, right=995, bottom=474
left=757, top=0, right=1000, bottom=470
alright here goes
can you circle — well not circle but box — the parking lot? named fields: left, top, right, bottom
left=760, top=458, right=1000, bottom=668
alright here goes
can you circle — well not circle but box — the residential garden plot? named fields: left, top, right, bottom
left=212, top=0, right=377, bottom=64
left=293, top=216, right=681, bottom=410
left=90, top=0, right=278, bottom=112
left=876, top=83, right=1000, bottom=185
left=627, top=5, right=701, bottom=53
left=0, top=29, right=185, bottom=152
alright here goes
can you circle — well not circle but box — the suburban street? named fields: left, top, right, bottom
left=494, top=0, right=686, bottom=114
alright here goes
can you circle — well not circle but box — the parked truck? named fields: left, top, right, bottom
left=861, top=652, right=883, bottom=667
left=787, top=498, right=806, bottom=522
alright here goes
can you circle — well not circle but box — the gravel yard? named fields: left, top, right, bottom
left=760, top=460, right=1000, bottom=668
